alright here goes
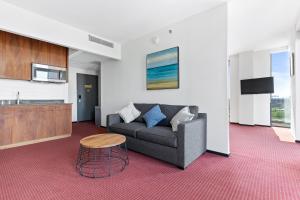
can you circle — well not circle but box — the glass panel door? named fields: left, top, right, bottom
left=271, top=51, right=291, bottom=128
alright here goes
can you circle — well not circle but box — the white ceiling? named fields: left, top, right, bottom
left=2, top=0, right=228, bottom=43
left=68, top=49, right=104, bottom=71
left=228, top=0, right=300, bottom=54
left=2, top=0, right=300, bottom=56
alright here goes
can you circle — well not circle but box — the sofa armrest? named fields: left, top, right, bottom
left=177, top=114, right=207, bottom=169
left=197, top=113, right=207, bottom=121
left=106, top=114, right=121, bottom=131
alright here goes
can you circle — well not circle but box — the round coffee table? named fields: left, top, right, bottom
left=76, top=133, right=129, bottom=178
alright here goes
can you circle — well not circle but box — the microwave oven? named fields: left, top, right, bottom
left=32, top=63, right=67, bottom=83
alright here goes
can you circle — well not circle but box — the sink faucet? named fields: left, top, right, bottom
left=17, top=91, right=20, bottom=105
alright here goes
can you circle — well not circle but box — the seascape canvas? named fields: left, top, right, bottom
left=146, top=47, right=179, bottom=90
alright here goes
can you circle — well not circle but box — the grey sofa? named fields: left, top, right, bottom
left=107, top=103, right=207, bottom=169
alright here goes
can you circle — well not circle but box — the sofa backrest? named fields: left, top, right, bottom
left=158, top=104, right=198, bottom=126
left=134, top=103, right=158, bottom=123
left=133, top=103, right=198, bottom=127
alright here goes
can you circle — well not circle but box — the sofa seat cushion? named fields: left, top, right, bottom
left=136, top=126, right=177, bottom=148
left=109, top=122, right=146, bottom=138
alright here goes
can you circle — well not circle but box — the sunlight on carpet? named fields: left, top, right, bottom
left=272, top=127, right=295, bottom=143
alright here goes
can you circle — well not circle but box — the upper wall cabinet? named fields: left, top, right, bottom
left=48, top=43, right=68, bottom=68
left=0, top=31, right=4, bottom=78
left=32, top=40, right=68, bottom=68
left=0, top=30, right=68, bottom=81
left=31, top=40, right=49, bottom=65
left=4, top=32, right=32, bottom=80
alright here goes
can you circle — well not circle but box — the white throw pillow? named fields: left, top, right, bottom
left=118, top=103, right=141, bottom=123
left=170, top=107, right=194, bottom=132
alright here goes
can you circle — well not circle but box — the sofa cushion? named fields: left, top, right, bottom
left=118, top=102, right=141, bottom=123
left=109, top=122, right=146, bottom=138
left=143, top=105, right=166, bottom=128
left=170, top=107, right=194, bottom=131
left=157, top=104, right=185, bottom=126
left=158, top=104, right=199, bottom=126
left=134, top=103, right=158, bottom=123
left=137, top=126, right=177, bottom=148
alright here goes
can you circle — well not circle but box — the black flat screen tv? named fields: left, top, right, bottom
left=241, top=77, right=274, bottom=95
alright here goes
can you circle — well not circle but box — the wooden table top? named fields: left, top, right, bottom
left=80, top=133, right=126, bottom=148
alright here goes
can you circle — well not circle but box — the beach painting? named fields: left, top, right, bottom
left=146, top=47, right=179, bottom=90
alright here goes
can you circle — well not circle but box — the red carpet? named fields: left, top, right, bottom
left=0, top=122, right=299, bottom=200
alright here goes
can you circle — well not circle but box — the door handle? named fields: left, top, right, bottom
left=78, top=94, right=82, bottom=103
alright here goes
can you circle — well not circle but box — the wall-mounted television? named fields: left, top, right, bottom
left=241, top=77, right=274, bottom=95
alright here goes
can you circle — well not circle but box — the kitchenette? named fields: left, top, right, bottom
left=0, top=30, right=72, bottom=149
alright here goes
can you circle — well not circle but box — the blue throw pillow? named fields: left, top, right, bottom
left=143, top=105, right=166, bottom=128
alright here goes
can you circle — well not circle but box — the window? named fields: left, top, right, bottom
left=271, top=51, right=291, bottom=127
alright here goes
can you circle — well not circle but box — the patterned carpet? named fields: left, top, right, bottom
left=0, top=122, right=299, bottom=200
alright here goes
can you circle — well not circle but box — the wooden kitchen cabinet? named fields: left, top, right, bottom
left=0, top=107, right=14, bottom=146
left=48, top=43, right=68, bottom=68
left=31, top=40, right=49, bottom=65
left=32, top=40, right=67, bottom=68
left=13, top=106, right=38, bottom=143
left=55, top=104, right=72, bottom=136
left=36, top=105, right=56, bottom=139
left=0, top=31, right=5, bottom=76
left=0, top=30, right=68, bottom=81
left=0, top=104, right=72, bottom=149
left=4, top=32, right=32, bottom=80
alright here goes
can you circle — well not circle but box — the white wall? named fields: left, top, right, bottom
left=229, top=55, right=239, bottom=123
left=230, top=50, right=271, bottom=126
left=238, top=52, right=255, bottom=125
left=253, top=50, right=271, bottom=126
left=292, top=29, right=300, bottom=141
left=0, top=0, right=121, bottom=60
left=297, top=18, right=300, bottom=31
left=0, top=79, right=68, bottom=101
left=68, top=62, right=100, bottom=122
left=289, top=29, right=296, bottom=139
left=101, top=4, right=229, bottom=154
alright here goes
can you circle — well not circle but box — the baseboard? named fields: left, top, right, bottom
left=237, top=123, right=255, bottom=126
left=206, top=150, right=230, bottom=157
left=255, top=124, right=271, bottom=127
left=231, top=122, right=267, bottom=127
left=0, top=134, right=71, bottom=150
left=232, top=123, right=271, bottom=127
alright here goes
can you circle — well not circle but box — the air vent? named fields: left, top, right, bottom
left=88, top=35, right=114, bottom=48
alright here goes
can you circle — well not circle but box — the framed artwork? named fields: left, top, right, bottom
left=146, top=47, right=179, bottom=90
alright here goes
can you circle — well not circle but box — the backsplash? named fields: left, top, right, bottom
left=0, top=79, right=68, bottom=102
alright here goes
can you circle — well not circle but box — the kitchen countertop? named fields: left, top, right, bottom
left=0, top=99, right=71, bottom=107
left=0, top=103, right=72, bottom=107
